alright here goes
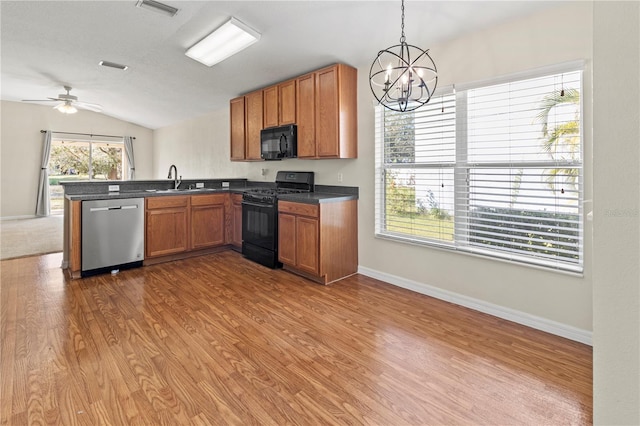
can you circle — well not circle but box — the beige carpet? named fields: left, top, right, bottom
left=0, top=215, right=63, bottom=260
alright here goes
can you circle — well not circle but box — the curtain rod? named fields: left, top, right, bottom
left=40, top=130, right=135, bottom=139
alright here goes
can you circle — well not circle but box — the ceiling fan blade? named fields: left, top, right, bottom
left=21, top=99, right=57, bottom=102
left=75, top=101, right=103, bottom=112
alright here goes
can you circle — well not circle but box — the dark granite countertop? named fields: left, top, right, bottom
left=64, top=188, right=243, bottom=201
left=277, top=192, right=358, bottom=204
left=62, top=180, right=358, bottom=204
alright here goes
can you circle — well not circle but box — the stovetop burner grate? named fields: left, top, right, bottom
left=242, top=171, right=314, bottom=205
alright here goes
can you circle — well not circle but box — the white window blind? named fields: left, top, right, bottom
left=375, top=92, right=457, bottom=244
left=375, top=67, right=583, bottom=273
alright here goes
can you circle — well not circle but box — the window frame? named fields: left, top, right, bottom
left=48, top=137, right=128, bottom=213
left=375, top=61, right=585, bottom=274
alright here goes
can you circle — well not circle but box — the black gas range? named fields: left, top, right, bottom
left=242, top=171, right=314, bottom=268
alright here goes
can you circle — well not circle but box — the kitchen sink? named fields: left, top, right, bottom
left=155, top=188, right=221, bottom=193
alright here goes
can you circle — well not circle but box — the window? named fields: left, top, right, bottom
left=375, top=65, right=583, bottom=273
left=48, top=139, right=127, bottom=212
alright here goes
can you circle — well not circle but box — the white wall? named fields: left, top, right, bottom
left=0, top=101, right=154, bottom=218
left=152, top=2, right=594, bottom=338
left=358, top=2, right=594, bottom=336
left=152, top=107, right=357, bottom=184
left=592, top=2, right=640, bottom=424
left=153, top=108, right=253, bottom=180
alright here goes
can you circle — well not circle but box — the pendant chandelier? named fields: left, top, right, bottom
left=369, top=0, right=438, bottom=112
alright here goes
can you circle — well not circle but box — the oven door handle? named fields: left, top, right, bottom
left=242, top=201, right=276, bottom=209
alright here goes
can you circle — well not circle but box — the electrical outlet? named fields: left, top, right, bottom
left=108, top=185, right=120, bottom=192
left=222, top=181, right=230, bottom=188
left=196, top=182, right=204, bottom=188
left=337, top=173, right=343, bottom=183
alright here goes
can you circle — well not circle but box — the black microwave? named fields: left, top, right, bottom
left=260, top=124, right=297, bottom=160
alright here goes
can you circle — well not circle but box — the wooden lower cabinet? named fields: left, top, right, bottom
left=191, top=194, right=227, bottom=250
left=146, top=193, right=234, bottom=260
left=231, top=193, right=243, bottom=250
left=65, top=192, right=242, bottom=277
left=278, top=212, right=297, bottom=266
left=63, top=199, right=83, bottom=278
left=145, top=196, right=190, bottom=258
left=278, top=199, right=357, bottom=284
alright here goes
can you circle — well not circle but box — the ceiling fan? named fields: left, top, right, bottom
left=22, top=86, right=103, bottom=114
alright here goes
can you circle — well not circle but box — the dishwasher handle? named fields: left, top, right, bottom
left=89, top=204, right=139, bottom=212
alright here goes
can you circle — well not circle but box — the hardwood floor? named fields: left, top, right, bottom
left=1, top=251, right=592, bottom=425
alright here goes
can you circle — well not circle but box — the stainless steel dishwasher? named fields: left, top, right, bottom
left=82, top=198, right=144, bottom=275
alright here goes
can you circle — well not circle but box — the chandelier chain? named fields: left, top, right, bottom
left=400, top=0, right=405, bottom=43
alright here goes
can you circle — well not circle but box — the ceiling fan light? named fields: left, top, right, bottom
left=55, top=102, right=77, bottom=114
left=185, top=17, right=261, bottom=67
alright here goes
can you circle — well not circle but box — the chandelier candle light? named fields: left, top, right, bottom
left=369, top=0, right=438, bottom=112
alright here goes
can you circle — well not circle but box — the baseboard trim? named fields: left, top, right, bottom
left=1, top=215, right=37, bottom=221
left=357, top=266, right=592, bottom=346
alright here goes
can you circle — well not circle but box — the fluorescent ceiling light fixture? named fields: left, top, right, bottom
left=186, top=17, right=261, bottom=67
left=135, top=0, right=178, bottom=17
left=55, top=101, right=77, bottom=114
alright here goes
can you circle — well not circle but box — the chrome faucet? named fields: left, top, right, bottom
left=167, top=164, right=181, bottom=190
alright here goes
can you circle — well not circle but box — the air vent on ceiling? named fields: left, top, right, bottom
left=135, top=0, right=178, bottom=17
left=99, top=60, right=129, bottom=71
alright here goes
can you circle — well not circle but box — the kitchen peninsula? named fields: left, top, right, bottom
left=61, top=178, right=358, bottom=284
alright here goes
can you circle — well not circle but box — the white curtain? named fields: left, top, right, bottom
left=35, top=130, right=52, bottom=216
left=123, top=136, right=135, bottom=180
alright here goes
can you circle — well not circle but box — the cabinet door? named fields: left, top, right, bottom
left=278, top=213, right=297, bottom=265
left=232, top=196, right=243, bottom=248
left=263, top=86, right=279, bottom=128
left=191, top=204, right=225, bottom=249
left=146, top=207, right=189, bottom=258
left=315, top=66, right=340, bottom=158
left=296, top=73, right=316, bottom=158
left=230, top=96, right=246, bottom=161
left=279, top=79, right=296, bottom=125
left=296, top=216, right=319, bottom=274
left=245, top=90, right=263, bottom=160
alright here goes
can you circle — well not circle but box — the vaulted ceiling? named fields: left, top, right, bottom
left=1, top=1, right=559, bottom=129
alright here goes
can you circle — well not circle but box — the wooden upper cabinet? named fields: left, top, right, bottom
left=230, top=63, right=356, bottom=161
left=316, top=64, right=357, bottom=159
left=265, top=80, right=296, bottom=127
left=245, top=90, right=263, bottom=160
left=230, top=96, right=246, bottom=161
left=296, top=72, right=316, bottom=158
left=278, top=79, right=296, bottom=125
left=263, top=86, right=279, bottom=129
left=297, top=64, right=357, bottom=159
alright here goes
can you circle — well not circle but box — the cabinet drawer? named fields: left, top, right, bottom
left=146, top=195, right=189, bottom=209
left=191, top=193, right=226, bottom=206
left=278, top=201, right=319, bottom=217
